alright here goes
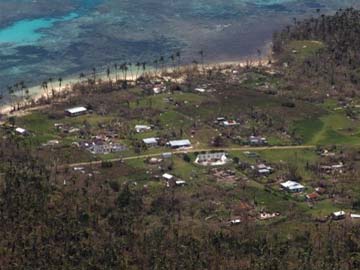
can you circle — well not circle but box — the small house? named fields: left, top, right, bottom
left=15, top=127, right=28, bottom=135
left=306, top=192, right=319, bottom=201
left=229, top=219, right=241, bottom=225
left=162, top=173, right=174, bottom=180
left=215, top=117, right=226, bottom=123
left=315, top=187, right=326, bottom=194
left=167, top=139, right=191, bottom=149
left=65, top=106, right=87, bottom=117
left=175, top=180, right=186, bottom=186
left=143, top=137, right=159, bottom=146
left=135, top=125, right=151, bottom=133
left=350, top=214, right=360, bottom=219
left=249, top=136, right=267, bottom=146
left=252, top=164, right=273, bottom=175
left=148, top=157, right=162, bottom=164
left=195, top=152, right=228, bottom=166
left=162, top=152, right=172, bottom=159
left=153, top=87, right=162, bottom=94
left=222, top=120, right=238, bottom=127
left=280, top=180, right=305, bottom=193
left=87, top=143, right=126, bottom=155
left=332, top=211, right=346, bottom=220
left=194, top=88, right=206, bottom=93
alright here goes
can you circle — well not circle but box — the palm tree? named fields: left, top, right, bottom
left=114, top=63, right=118, bottom=82
left=7, top=85, right=13, bottom=95
left=128, top=62, right=134, bottom=80
left=19, top=81, right=27, bottom=108
left=123, top=63, right=128, bottom=82
left=169, top=54, right=175, bottom=69
left=42, top=81, right=49, bottom=100
left=48, top=77, right=55, bottom=98
left=25, top=88, right=30, bottom=103
left=176, top=51, right=181, bottom=70
left=79, top=72, right=85, bottom=84
left=257, top=49, right=262, bottom=65
left=106, top=67, right=111, bottom=83
left=7, top=85, right=15, bottom=111
left=199, top=50, right=205, bottom=66
left=19, top=81, right=26, bottom=100
left=13, top=82, right=19, bottom=94
left=135, top=62, right=141, bottom=79
left=142, top=62, right=147, bottom=75
left=92, top=67, right=96, bottom=84
left=58, top=77, right=63, bottom=94
left=153, top=59, right=159, bottom=75
left=159, top=56, right=165, bottom=73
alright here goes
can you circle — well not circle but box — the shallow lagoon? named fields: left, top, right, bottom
left=0, top=0, right=359, bottom=95
left=0, top=13, right=78, bottom=45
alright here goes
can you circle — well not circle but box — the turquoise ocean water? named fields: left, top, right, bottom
left=0, top=0, right=358, bottom=97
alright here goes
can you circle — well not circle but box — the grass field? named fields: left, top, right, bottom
left=294, top=111, right=360, bottom=145
left=285, top=40, right=325, bottom=63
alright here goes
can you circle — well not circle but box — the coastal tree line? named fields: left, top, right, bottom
left=2, top=49, right=210, bottom=113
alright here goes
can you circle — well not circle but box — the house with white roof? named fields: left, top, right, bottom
left=332, top=211, right=346, bottom=220
left=175, top=180, right=187, bottom=186
left=251, top=163, right=273, bottom=175
left=162, top=173, right=174, bottom=180
left=229, top=219, right=241, bottom=225
left=65, top=106, right=87, bottom=117
left=249, top=136, right=267, bottom=146
left=143, top=137, right=159, bottom=146
left=15, top=127, right=28, bottom=135
left=280, top=180, right=305, bottom=193
left=167, top=139, right=192, bottom=149
left=135, top=125, right=152, bottom=133
left=222, top=120, right=238, bottom=127
left=195, top=152, right=228, bottom=166
left=162, top=152, right=172, bottom=159
left=194, top=88, right=206, bottom=93
left=351, top=213, right=360, bottom=219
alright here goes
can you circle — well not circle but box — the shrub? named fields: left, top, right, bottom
left=109, top=180, right=120, bottom=192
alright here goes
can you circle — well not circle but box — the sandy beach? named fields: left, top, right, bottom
left=0, top=57, right=270, bottom=116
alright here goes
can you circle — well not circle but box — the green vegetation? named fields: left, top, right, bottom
left=3, top=8, right=360, bottom=269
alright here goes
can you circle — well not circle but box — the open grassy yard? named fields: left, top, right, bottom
left=294, top=111, right=360, bottom=145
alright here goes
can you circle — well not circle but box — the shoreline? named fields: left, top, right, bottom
left=0, top=55, right=271, bottom=116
